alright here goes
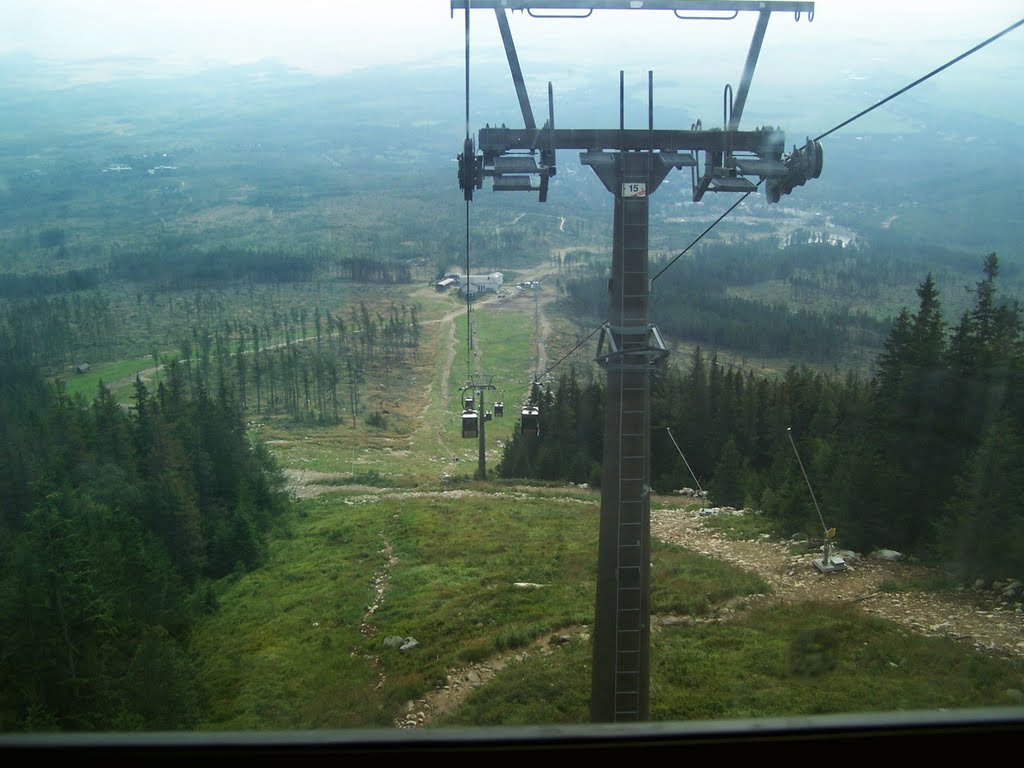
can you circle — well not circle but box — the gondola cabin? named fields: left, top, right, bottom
left=494, top=401, right=504, bottom=417
left=464, top=394, right=475, bottom=411
left=520, top=406, right=540, bottom=438
left=461, top=409, right=478, bottom=438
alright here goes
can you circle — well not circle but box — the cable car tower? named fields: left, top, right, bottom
left=453, top=0, right=821, bottom=723
left=461, top=374, right=497, bottom=479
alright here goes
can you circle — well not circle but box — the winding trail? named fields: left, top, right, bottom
left=412, top=303, right=470, bottom=472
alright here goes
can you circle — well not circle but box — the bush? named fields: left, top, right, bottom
left=365, top=411, right=388, bottom=429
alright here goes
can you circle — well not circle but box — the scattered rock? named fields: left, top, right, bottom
left=871, top=549, right=904, bottom=561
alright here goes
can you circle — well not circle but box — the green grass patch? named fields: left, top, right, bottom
left=651, top=540, right=771, bottom=616
left=313, top=470, right=419, bottom=489
left=191, top=488, right=787, bottom=729
left=363, top=493, right=599, bottom=712
left=190, top=495, right=391, bottom=729
left=650, top=602, right=1024, bottom=721
left=198, top=483, right=1024, bottom=730
left=438, top=637, right=593, bottom=727
left=58, top=356, right=156, bottom=401
left=701, top=509, right=775, bottom=542
left=436, top=601, right=1024, bottom=727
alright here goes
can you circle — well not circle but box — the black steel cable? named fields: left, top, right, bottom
left=652, top=15, right=1024, bottom=286
left=815, top=16, right=1024, bottom=143
left=464, top=2, right=472, bottom=381
left=651, top=186, right=757, bottom=283
left=464, top=1, right=471, bottom=140
left=536, top=323, right=603, bottom=382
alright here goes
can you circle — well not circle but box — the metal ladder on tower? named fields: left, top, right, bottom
left=613, top=372, right=647, bottom=719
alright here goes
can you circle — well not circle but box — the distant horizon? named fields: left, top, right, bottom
left=0, top=0, right=1021, bottom=264
left=1, top=0, right=1021, bottom=146
left=2, top=1, right=1021, bottom=82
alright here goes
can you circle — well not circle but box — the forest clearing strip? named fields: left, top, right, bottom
left=277, top=478, right=1024, bottom=728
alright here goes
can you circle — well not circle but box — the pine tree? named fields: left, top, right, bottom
left=938, top=413, right=1024, bottom=582
left=710, top=437, right=747, bottom=508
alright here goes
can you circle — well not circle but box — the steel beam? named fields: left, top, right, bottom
left=453, top=1, right=814, bottom=13
left=728, top=9, right=770, bottom=131
left=495, top=9, right=537, bottom=131
left=478, top=127, right=782, bottom=154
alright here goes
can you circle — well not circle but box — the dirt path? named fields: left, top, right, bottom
left=651, top=506, right=1024, bottom=658
left=412, top=303, right=469, bottom=472
left=535, top=289, right=552, bottom=379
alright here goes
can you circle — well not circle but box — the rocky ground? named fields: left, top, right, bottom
left=393, top=503, right=1024, bottom=729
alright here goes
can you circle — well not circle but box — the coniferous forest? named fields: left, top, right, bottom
left=0, top=356, right=288, bottom=729
left=500, top=254, right=1024, bottom=582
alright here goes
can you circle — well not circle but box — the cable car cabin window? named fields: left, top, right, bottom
left=461, top=410, right=478, bottom=439
left=520, top=407, right=539, bottom=437
left=9, top=0, right=1024, bottom=757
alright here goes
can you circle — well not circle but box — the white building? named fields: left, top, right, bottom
left=458, top=272, right=503, bottom=296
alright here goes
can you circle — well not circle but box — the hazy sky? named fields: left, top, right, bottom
left=2, top=0, right=1021, bottom=80
left=2, top=0, right=1022, bottom=134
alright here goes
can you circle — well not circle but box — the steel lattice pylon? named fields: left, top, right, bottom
left=452, top=0, right=820, bottom=723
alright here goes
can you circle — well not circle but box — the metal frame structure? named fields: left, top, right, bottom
left=521, top=404, right=540, bottom=437
left=453, top=0, right=820, bottom=724
left=461, top=374, right=497, bottom=479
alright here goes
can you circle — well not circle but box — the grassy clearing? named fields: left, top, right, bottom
left=437, top=601, right=1024, bottom=727
left=651, top=540, right=770, bottom=616
left=191, top=489, right=785, bottom=729
left=191, top=490, right=602, bottom=728
left=59, top=356, right=156, bottom=401
left=359, top=492, right=600, bottom=713
left=191, top=495, right=390, bottom=729
left=651, top=602, right=1024, bottom=720
left=191, top=476, right=1024, bottom=730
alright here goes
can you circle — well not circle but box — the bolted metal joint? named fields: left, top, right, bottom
left=595, top=323, right=670, bottom=370
left=765, top=137, right=823, bottom=203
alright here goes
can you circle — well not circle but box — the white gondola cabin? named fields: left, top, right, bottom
left=464, top=394, right=475, bottom=411
left=520, top=406, right=539, bottom=437
left=494, top=401, right=504, bottom=417
left=462, top=409, right=478, bottom=438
